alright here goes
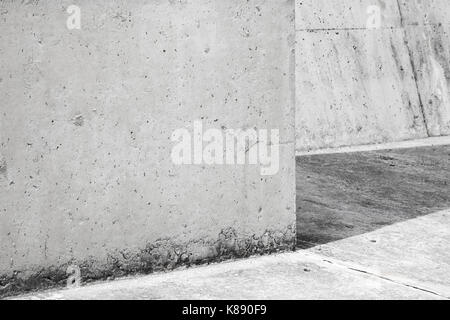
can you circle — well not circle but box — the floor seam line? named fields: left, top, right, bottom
left=303, top=250, right=449, bottom=299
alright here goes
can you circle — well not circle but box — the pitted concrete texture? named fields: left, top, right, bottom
left=306, top=210, right=450, bottom=298
left=295, top=27, right=427, bottom=151
left=396, top=0, right=450, bottom=136
left=9, top=210, right=450, bottom=300
left=397, top=0, right=450, bottom=135
left=403, top=24, right=450, bottom=136
left=0, top=0, right=296, bottom=296
left=397, top=0, right=450, bottom=26
left=295, top=0, right=450, bottom=151
left=296, top=0, right=402, bottom=30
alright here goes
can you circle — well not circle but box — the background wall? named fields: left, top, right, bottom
left=0, top=0, right=296, bottom=296
left=296, top=0, right=450, bottom=152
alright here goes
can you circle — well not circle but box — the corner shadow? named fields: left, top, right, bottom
left=296, top=145, right=450, bottom=249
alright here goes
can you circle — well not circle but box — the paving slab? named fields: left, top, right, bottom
left=8, top=246, right=443, bottom=300
left=306, top=210, right=450, bottom=298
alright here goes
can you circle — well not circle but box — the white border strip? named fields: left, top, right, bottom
left=296, top=136, right=450, bottom=156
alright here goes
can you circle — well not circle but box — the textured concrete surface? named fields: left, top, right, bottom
left=295, top=0, right=450, bottom=151
left=9, top=209, right=450, bottom=300
left=297, top=144, right=450, bottom=247
left=296, top=0, right=401, bottom=30
left=296, top=27, right=427, bottom=151
left=2, top=0, right=449, bottom=298
left=0, top=0, right=296, bottom=296
left=398, top=0, right=450, bottom=26
left=403, top=24, right=450, bottom=136
left=295, top=142, right=450, bottom=298
left=399, top=0, right=450, bottom=135
left=8, top=142, right=450, bottom=300
left=307, top=210, right=450, bottom=298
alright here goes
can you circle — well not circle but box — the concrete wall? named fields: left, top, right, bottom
left=400, top=0, right=450, bottom=136
left=0, top=0, right=296, bottom=296
left=295, top=0, right=450, bottom=152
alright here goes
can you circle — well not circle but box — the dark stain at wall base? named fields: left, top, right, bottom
left=0, top=226, right=295, bottom=298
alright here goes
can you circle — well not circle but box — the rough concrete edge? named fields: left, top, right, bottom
left=296, top=135, right=450, bottom=156
left=0, top=225, right=296, bottom=298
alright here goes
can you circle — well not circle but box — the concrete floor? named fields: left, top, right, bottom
left=8, top=142, right=450, bottom=300
left=296, top=144, right=450, bottom=248
left=9, top=209, right=450, bottom=300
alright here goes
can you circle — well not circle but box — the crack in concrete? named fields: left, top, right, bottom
left=346, top=266, right=449, bottom=299
left=299, top=243, right=450, bottom=299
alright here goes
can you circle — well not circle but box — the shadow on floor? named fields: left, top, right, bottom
left=296, top=145, right=450, bottom=249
